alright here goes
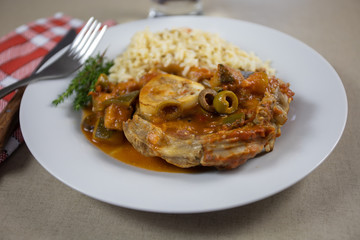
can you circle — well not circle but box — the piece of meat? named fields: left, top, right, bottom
left=123, top=112, right=278, bottom=169
left=123, top=113, right=203, bottom=168
left=121, top=62, right=294, bottom=170
left=123, top=84, right=291, bottom=169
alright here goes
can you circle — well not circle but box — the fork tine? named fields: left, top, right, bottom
left=73, top=19, right=98, bottom=55
left=79, top=22, right=101, bottom=57
left=70, top=17, right=94, bottom=50
left=81, top=25, right=108, bottom=61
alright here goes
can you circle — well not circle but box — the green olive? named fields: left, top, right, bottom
left=213, top=90, right=238, bottom=114
left=156, top=99, right=183, bottom=120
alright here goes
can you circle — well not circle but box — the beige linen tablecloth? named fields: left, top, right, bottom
left=1, top=0, right=359, bottom=239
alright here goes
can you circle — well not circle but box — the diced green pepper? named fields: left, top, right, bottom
left=223, top=112, right=245, bottom=125
left=93, top=117, right=114, bottom=140
left=99, top=90, right=140, bottom=110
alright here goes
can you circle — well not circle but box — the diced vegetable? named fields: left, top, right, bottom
left=218, top=64, right=236, bottom=83
left=240, top=72, right=269, bottom=95
left=209, top=64, right=244, bottom=90
left=240, top=71, right=254, bottom=79
left=104, top=104, right=132, bottom=131
left=93, top=117, right=114, bottom=140
left=95, top=73, right=112, bottom=92
left=82, top=113, right=98, bottom=132
left=102, top=90, right=139, bottom=108
left=223, top=112, right=245, bottom=125
left=94, top=90, right=140, bottom=112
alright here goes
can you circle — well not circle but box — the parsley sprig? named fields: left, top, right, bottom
left=52, top=52, right=114, bottom=110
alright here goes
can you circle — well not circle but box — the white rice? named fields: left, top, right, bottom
left=109, top=28, right=275, bottom=82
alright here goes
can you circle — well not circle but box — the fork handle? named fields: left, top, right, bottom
left=0, top=86, right=26, bottom=150
left=0, top=73, right=41, bottom=149
left=0, top=74, right=38, bottom=99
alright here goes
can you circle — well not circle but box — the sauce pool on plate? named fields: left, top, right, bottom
left=81, top=110, right=207, bottom=173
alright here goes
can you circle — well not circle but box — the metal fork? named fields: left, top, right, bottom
left=0, top=17, right=107, bottom=99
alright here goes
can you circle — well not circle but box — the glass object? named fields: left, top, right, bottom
left=149, top=0, right=203, bottom=18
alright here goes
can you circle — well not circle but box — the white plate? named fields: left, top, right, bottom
left=20, top=16, right=347, bottom=213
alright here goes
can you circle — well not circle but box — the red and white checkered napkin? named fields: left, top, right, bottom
left=0, top=13, right=115, bottom=163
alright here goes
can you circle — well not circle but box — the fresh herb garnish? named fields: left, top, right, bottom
left=52, top=52, right=114, bottom=110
